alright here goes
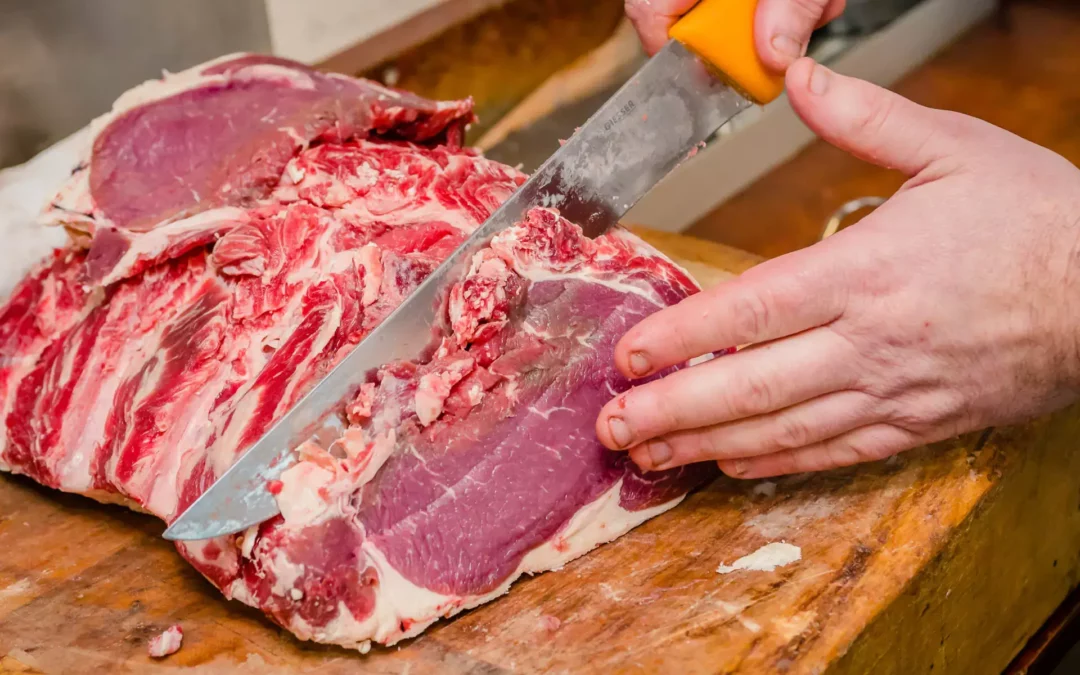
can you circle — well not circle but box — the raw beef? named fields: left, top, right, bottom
left=0, top=54, right=714, bottom=651
left=147, top=625, right=184, bottom=658
left=42, top=53, right=474, bottom=287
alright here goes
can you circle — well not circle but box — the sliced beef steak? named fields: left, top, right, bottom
left=42, top=53, right=474, bottom=286
left=0, top=53, right=716, bottom=651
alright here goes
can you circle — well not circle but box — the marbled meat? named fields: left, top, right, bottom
left=0, top=53, right=715, bottom=651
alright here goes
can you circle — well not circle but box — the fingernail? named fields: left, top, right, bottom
left=732, top=460, right=748, bottom=477
left=770, top=34, right=803, bottom=65
left=628, top=351, right=651, bottom=377
left=608, top=417, right=633, bottom=448
left=809, top=62, right=832, bottom=96
left=647, top=439, right=673, bottom=468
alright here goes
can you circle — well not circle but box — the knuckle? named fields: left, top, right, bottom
left=851, top=89, right=897, bottom=140
left=781, top=449, right=813, bottom=475
left=845, top=426, right=910, bottom=464
left=855, top=389, right=892, bottom=421
left=624, top=0, right=650, bottom=22
left=938, top=110, right=986, bottom=143
left=773, top=415, right=814, bottom=450
left=791, top=0, right=834, bottom=20
left=825, top=443, right=859, bottom=469
left=717, top=459, right=743, bottom=478
left=698, top=427, right=728, bottom=460
left=846, top=437, right=885, bottom=463
left=883, top=390, right=964, bottom=434
left=880, top=400, right=918, bottom=430
left=671, top=324, right=698, bottom=362
left=729, top=370, right=774, bottom=418
left=730, top=291, right=772, bottom=344
left=647, top=389, right=686, bottom=434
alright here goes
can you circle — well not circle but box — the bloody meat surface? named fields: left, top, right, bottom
left=0, top=53, right=715, bottom=650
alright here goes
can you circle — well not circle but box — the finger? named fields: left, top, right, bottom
left=717, top=423, right=919, bottom=479
left=785, top=57, right=965, bottom=176
left=615, top=248, right=846, bottom=379
left=625, top=0, right=698, bottom=55
left=627, top=389, right=879, bottom=471
left=816, top=0, right=848, bottom=26
left=755, top=0, right=847, bottom=71
left=598, top=326, right=857, bottom=450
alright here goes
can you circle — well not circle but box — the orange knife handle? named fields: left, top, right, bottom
left=669, top=0, right=784, bottom=105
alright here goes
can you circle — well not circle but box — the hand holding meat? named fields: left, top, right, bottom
left=597, top=58, right=1080, bottom=478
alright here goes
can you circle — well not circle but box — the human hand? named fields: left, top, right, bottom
left=597, top=58, right=1080, bottom=479
left=625, top=0, right=846, bottom=70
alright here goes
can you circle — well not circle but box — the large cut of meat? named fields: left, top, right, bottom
left=0, top=54, right=714, bottom=651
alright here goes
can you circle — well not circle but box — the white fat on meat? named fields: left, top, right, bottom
left=275, top=429, right=396, bottom=528
left=275, top=462, right=337, bottom=528
left=305, top=479, right=688, bottom=647
left=414, top=358, right=475, bottom=426
left=357, top=244, right=383, bottom=306
left=0, top=130, right=85, bottom=297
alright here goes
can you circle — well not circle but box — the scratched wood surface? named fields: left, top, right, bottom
left=2, top=229, right=1079, bottom=674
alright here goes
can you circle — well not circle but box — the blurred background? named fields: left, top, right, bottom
left=0, top=1, right=271, bottom=168
left=0, top=0, right=967, bottom=168
left=3, top=0, right=1077, bottom=265
left=0, top=0, right=997, bottom=250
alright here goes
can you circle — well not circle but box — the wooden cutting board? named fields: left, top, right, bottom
left=1, top=229, right=1078, bottom=675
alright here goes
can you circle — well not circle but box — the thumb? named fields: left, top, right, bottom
left=785, top=58, right=962, bottom=176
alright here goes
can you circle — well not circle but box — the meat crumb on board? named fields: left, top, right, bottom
left=148, top=624, right=183, bottom=658
left=717, top=542, right=802, bottom=574
left=539, top=614, right=562, bottom=632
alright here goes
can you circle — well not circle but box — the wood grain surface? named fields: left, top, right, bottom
left=2, top=230, right=1078, bottom=674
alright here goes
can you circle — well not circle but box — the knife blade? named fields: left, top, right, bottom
left=164, top=0, right=782, bottom=541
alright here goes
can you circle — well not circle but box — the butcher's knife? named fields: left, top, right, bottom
left=164, top=0, right=784, bottom=541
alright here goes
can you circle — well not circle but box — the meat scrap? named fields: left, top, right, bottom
left=148, top=624, right=183, bottom=658
left=0, top=53, right=715, bottom=651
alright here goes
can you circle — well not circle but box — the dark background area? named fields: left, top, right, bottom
left=0, top=0, right=270, bottom=169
